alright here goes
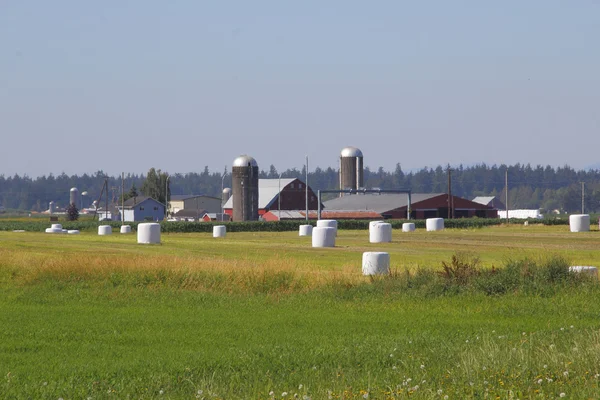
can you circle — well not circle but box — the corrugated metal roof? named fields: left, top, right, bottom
left=222, top=178, right=298, bottom=209
left=472, top=196, right=495, bottom=205
left=262, top=209, right=383, bottom=221
left=170, top=194, right=219, bottom=201
left=323, top=193, right=442, bottom=214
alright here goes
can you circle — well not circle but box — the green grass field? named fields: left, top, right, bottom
left=1, top=226, right=600, bottom=399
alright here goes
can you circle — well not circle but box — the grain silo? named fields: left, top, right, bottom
left=232, top=155, right=259, bottom=221
left=69, top=187, right=79, bottom=206
left=340, top=146, right=364, bottom=191
left=222, top=187, right=232, bottom=205
left=49, top=201, right=55, bottom=214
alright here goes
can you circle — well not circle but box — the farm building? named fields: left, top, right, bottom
left=201, top=213, right=231, bottom=222
left=262, top=210, right=383, bottom=221
left=222, top=178, right=320, bottom=218
left=168, top=195, right=221, bottom=215
left=116, top=196, right=165, bottom=222
left=171, top=209, right=207, bottom=222
left=472, top=196, right=505, bottom=210
left=323, top=193, right=497, bottom=219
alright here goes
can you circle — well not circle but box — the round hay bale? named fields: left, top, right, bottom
left=51, top=224, right=62, bottom=230
left=137, top=223, right=161, bottom=244
left=45, top=228, right=62, bottom=234
left=569, top=266, right=598, bottom=278
left=402, top=222, right=415, bottom=232
left=312, top=227, right=336, bottom=248
left=299, top=225, right=313, bottom=236
left=317, top=219, right=338, bottom=236
left=362, top=252, right=390, bottom=276
left=369, top=222, right=392, bottom=243
left=67, top=230, right=80, bottom=234
left=98, top=225, right=112, bottom=235
left=369, top=220, right=384, bottom=230
left=569, top=214, right=590, bottom=232
left=213, top=225, right=226, bottom=238
left=120, top=225, right=132, bottom=234
left=426, top=218, right=444, bottom=231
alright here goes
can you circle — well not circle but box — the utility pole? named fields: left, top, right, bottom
left=305, top=155, right=309, bottom=222
left=447, top=166, right=453, bottom=219
left=581, top=182, right=585, bottom=214
left=165, top=175, right=169, bottom=220
left=121, top=172, right=125, bottom=224
left=505, top=169, right=509, bottom=223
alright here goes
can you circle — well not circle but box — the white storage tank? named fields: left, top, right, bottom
left=426, top=218, right=444, bottom=231
left=312, top=227, right=336, bottom=248
left=137, top=223, right=161, bottom=244
left=569, top=214, right=590, bottom=232
left=362, top=252, right=390, bottom=275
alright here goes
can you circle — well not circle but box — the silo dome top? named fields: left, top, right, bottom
left=70, top=187, right=78, bottom=192
left=341, top=146, right=363, bottom=157
left=233, top=155, right=258, bottom=167
left=222, top=187, right=232, bottom=194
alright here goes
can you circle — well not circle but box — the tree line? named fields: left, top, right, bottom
left=1, top=163, right=600, bottom=213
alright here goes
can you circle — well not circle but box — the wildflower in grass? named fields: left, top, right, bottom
left=570, top=325, right=574, bottom=329
left=282, top=392, right=288, bottom=397
left=484, top=381, right=488, bottom=385
left=544, top=365, right=548, bottom=369
left=561, top=327, right=564, bottom=331
left=362, top=393, right=368, bottom=399
left=43, top=382, right=48, bottom=386
left=547, top=378, right=553, bottom=383
left=465, top=340, right=469, bottom=343
left=312, top=366, right=317, bottom=370
left=298, top=384, right=303, bottom=390
left=537, top=379, right=543, bottom=384
left=198, top=390, right=203, bottom=395
left=392, top=365, right=397, bottom=370
left=560, top=393, right=566, bottom=398
left=482, top=366, right=486, bottom=371
left=269, top=391, right=274, bottom=396
left=444, top=396, right=449, bottom=400
left=563, top=371, right=569, bottom=377
left=437, top=389, right=443, bottom=395
left=595, top=374, right=600, bottom=379
left=159, top=390, right=164, bottom=395
left=390, top=354, right=394, bottom=357
left=302, top=396, right=311, bottom=400
left=420, top=364, right=425, bottom=369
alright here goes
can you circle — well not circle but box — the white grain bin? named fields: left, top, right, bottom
left=137, top=223, right=161, bottom=244
left=45, top=228, right=63, bottom=234
left=51, top=224, right=62, bottom=230
left=402, top=222, right=415, bottom=232
left=67, top=230, right=80, bottom=234
left=213, top=225, right=226, bottom=238
left=426, top=218, right=444, bottom=231
left=569, top=266, right=598, bottom=278
left=369, top=222, right=392, bottom=243
left=362, top=252, right=390, bottom=276
left=569, top=214, right=590, bottom=232
left=317, top=219, right=338, bottom=236
left=312, top=227, right=336, bottom=248
left=120, top=225, right=132, bottom=234
left=299, top=224, right=313, bottom=236
left=98, top=225, right=112, bottom=235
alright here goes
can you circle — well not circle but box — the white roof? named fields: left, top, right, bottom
left=472, top=196, right=496, bottom=205
left=223, top=178, right=298, bottom=209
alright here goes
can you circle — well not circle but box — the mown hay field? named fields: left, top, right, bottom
left=1, top=225, right=600, bottom=399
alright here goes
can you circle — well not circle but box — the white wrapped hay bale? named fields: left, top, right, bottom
left=312, top=227, right=336, bottom=248
left=61, top=229, right=68, bottom=234
left=51, top=224, right=62, bottom=230
left=299, top=225, right=313, bottom=236
left=137, top=223, right=161, bottom=244
left=369, top=222, right=392, bottom=243
left=569, top=214, right=590, bottom=232
left=12, top=230, right=26, bottom=233
left=317, top=219, right=338, bottom=236
left=67, top=230, right=80, bottom=234
left=569, top=266, right=598, bottom=278
left=98, top=225, right=112, bottom=235
left=362, top=252, right=390, bottom=276
left=120, top=225, right=132, bottom=234
left=369, top=221, right=384, bottom=230
left=426, top=218, right=444, bottom=231
left=402, top=222, right=415, bottom=232
left=213, top=225, right=226, bottom=238
left=45, top=228, right=62, bottom=234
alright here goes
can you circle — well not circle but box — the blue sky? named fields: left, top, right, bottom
left=1, top=1, right=598, bottom=177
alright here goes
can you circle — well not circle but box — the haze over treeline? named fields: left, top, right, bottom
left=2, top=163, right=600, bottom=213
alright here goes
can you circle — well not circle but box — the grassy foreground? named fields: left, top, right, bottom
left=1, top=226, right=600, bottom=399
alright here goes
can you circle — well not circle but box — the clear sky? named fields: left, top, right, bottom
left=1, top=1, right=598, bottom=178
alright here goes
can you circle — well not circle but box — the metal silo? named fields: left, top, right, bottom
left=222, top=187, right=232, bottom=205
left=340, top=146, right=364, bottom=191
left=49, top=201, right=55, bottom=215
left=70, top=187, right=79, bottom=207
left=232, top=155, right=259, bottom=221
